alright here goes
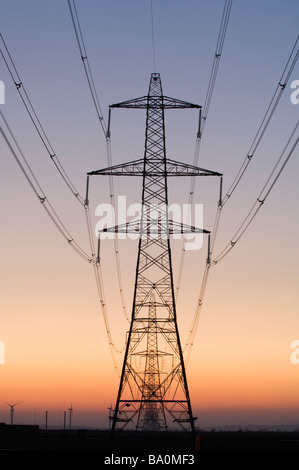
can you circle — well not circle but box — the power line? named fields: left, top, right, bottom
left=67, top=0, right=107, bottom=136
left=201, top=0, right=233, bottom=133
left=183, top=121, right=298, bottom=358
left=208, top=35, right=298, bottom=262
left=84, top=182, right=127, bottom=364
left=68, top=1, right=130, bottom=323
left=2, top=1, right=296, bottom=380
left=150, top=0, right=157, bottom=73
left=1, top=28, right=128, bottom=363
left=175, top=0, right=232, bottom=302
left=179, top=28, right=298, bottom=358
left=0, top=110, right=124, bottom=374
left=0, top=33, right=85, bottom=206
left=0, top=111, right=92, bottom=263
left=222, top=34, right=299, bottom=206
left=212, top=120, right=299, bottom=265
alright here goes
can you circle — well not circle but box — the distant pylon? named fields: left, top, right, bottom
left=89, top=73, right=221, bottom=435
left=68, top=405, right=73, bottom=429
left=135, top=293, right=168, bottom=431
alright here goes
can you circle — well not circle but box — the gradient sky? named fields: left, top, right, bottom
left=0, top=0, right=298, bottom=429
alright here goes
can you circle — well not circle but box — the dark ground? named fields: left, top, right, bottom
left=1, top=424, right=299, bottom=453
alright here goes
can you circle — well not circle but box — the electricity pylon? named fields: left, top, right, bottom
left=89, top=73, right=221, bottom=435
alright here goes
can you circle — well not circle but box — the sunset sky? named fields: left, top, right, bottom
left=0, top=0, right=298, bottom=429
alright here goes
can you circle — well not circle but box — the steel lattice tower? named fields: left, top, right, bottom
left=89, top=73, right=221, bottom=435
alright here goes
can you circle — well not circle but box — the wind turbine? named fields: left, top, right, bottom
left=3, top=401, right=22, bottom=425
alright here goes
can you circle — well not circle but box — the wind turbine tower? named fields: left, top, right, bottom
left=68, top=405, right=73, bottom=429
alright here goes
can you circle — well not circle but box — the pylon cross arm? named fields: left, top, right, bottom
left=88, top=158, right=222, bottom=177
left=110, top=95, right=200, bottom=110
left=100, top=219, right=210, bottom=235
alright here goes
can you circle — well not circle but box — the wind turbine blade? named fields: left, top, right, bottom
left=2, top=400, right=23, bottom=407
left=12, top=401, right=23, bottom=407
left=2, top=401, right=12, bottom=407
